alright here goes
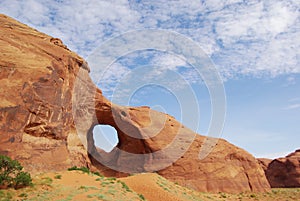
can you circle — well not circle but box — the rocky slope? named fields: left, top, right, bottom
left=258, top=150, right=300, bottom=188
left=0, top=14, right=270, bottom=193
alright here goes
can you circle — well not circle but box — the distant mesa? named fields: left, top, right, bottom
left=0, top=14, right=270, bottom=193
left=258, top=149, right=300, bottom=188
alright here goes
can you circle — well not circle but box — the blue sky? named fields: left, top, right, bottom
left=1, top=0, right=299, bottom=158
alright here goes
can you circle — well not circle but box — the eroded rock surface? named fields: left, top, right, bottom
left=258, top=150, right=300, bottom=188
left=0, top=14, right=91, bottom=171
left=257, top=158, right=272, bottom=172
left=0, top=14, right=270, bottom=193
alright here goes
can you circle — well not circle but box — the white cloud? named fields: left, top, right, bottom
left=0, top=0, right=141, bottom=56
left=282, top=97, right=300, bottom=110
left=256, top=151, right=291, bottom=159
left=89, top=49, right=204, bottom=98
left=289, top=97, right=300, bottom=102
left=214, top=1, right=298, bottom=41
left=210, top=0, right=300, bottom=78
left=151, top=53, right=187, bottom=71
left=283, top=103, right=300, bottom=110
left=92, top=62, right=131, bottom=98
left=146, top=53, right=204, bottom=85
left=282, top=76, right=297, bottom=86
left=0, top=0, right=299, bottom=80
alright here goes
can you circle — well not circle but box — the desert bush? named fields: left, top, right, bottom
left=219, top=192, right=227, bottom=198
left=0, top=155, right=32, bottom=189
left=18, top=192, right=28, bottom=198
left=138, top=194, right=145, bottom=200
left=14, top=171, right=32, bottom=189
left=68, top=166, right=90, bottom=174
left=39, top=177, right=53, bottom=186
left=68, top=166, right=103, bottom=177
left=107, top=177, right=116, bottom=181
left=54, top=174, right=62, bottom=179
left=92, top=171, right=103, bottom=177
left=120, top=181, right=132, bottom=192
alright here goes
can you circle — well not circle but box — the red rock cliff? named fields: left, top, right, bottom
left=258, top=150, right=300, bottom=188
left=0, top=14, right=270, bottom=193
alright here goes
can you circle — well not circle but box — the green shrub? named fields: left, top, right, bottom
left=92, top=171, right=103, bottom=177
left=18, top=193, right=28, bottom=198
left=95, top=177, right=102, bottom=181
left=120, top=181, right=132, bottom=192
left=138, top=194, right=146, bottom=200
left=67, top=166, right=103, bottom=177
left=0, top=155, right=32, bottom=189
left=219, top=192, right=227, bottom=198
left=40, top=177, right=53, bottom=186
left=14, top=172, right=32, bottom=189
left=54, top=174, right=62, bottom=179
left=67, top=166, right=90, bottom=174
left=107, top=177, right=116, bottom=181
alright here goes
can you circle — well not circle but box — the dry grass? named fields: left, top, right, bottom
left=0, top=171, right=143, bottom=201
left=121, top=173, right=300, bottom=201
left=0, top=171, right=299, bottom=201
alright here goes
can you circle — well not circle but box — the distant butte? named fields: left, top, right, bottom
left=258, top=149, right=300, bottom=188
left=0, top=14, right=270, bottom=193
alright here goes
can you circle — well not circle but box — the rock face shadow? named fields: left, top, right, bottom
left=258, top=150, right=300, bottom=188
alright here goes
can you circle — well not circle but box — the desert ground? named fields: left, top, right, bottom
left=0, top=170, right=299, bottom=201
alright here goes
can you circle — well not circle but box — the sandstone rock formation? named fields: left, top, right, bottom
left=257, top=158, right=272, bottom=172
left=0, top=14, right=93, bottom=171
left=0, top=14, right=270, bottom=193
left=258, top=150, right=300, bottom=188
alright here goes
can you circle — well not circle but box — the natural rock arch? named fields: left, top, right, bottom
left=92, top=124, right=118, bottom=152
left=0, top=14, right=270, bottom=193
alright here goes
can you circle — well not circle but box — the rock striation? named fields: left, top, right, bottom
left=0, top=14, right=270, bottom=193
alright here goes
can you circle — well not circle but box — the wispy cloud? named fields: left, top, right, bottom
left=91, top=62, right=131, bottom=99
left=0, top=0, right=299, bottom=82
left=256, top=151, right=291, bottom=159
left=283, top=97, right=300, bottom=110
left=90, top=48, right=204, bottom=99
left=283, top=103, right=300, bottom=110
left=289, top=97, right=300, bottom=102
left=286, top=76, right=296, bottom=85
left=0, top=0, right=142, bottom=57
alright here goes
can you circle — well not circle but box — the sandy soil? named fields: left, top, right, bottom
left=0, top=171, right=299, bottom=201
left=121, top=173, right=182, bottom=201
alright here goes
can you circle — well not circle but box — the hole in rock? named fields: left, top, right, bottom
left=121, top=111, right=127, bottom=117
left=92, top=125, right=119, bottom=153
